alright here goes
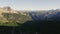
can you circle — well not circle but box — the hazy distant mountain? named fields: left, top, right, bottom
left=28, top=9, right=60, bottom=21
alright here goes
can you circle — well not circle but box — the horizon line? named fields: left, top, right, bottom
left=0, top=6, right=60, bottom=11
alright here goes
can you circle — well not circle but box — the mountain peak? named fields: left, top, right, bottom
left=55, top=8, right=60, bottom=11
left=3, top=6, right=11, bottom=11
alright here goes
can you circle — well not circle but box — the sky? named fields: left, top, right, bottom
left=0, top=0, right=60, bottom=10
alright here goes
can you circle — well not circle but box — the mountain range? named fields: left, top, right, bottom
left=0, top=6, right=60, bottom=26
left=28, top=9, right=60, bottom=21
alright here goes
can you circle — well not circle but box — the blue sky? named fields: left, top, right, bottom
left=0, top=0, right=60, bottom=10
